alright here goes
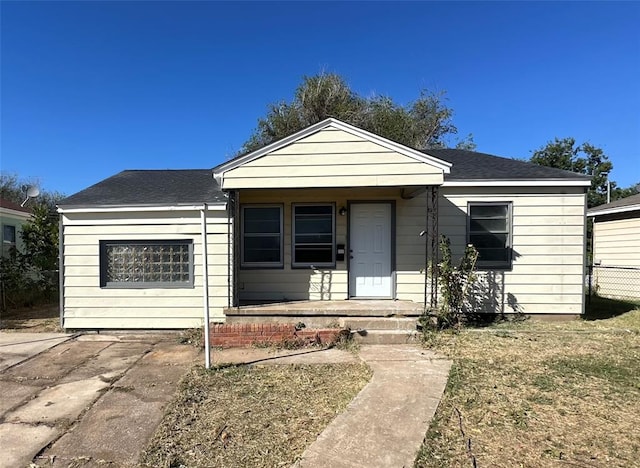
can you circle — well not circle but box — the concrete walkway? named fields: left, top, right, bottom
left=293, top=345, right=452, bottom=468
left=212, top=344, right=452, bottom=468
left=0, top=332, right=199, bottom=468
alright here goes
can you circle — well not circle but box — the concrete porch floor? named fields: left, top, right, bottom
left=225, top=299, right=424, bottom=317
left=224, top=300, right=425, bottom=331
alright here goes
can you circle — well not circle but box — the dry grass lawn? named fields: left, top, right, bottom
left=140, top=362, right=372, bottom=468
left=0, top=304, right=61, bottom=332
left=416, top=301, right=640, bottom=468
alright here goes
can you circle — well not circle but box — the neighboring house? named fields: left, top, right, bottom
left=0, top=197, right=32, bottom=257
left=57, top=118, right=591, bottom=329
left=587, top=193, right=640, bottom=300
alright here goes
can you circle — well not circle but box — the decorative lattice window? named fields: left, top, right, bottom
left=100, top=240, right=193, bottom=288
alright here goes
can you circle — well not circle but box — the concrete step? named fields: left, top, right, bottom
left=339, top=317, right=418, bottom=331
left=351, top=330, right=421, bottom=345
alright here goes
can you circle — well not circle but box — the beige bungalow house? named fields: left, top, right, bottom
left=587, top=193, right=640, bottom=300
left=58, top=119, right=591, bottom=330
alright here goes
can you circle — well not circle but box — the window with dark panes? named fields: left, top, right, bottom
left=241, top=205, right=283, bottom=267
left=468, top=203, right=512, bottom=269
left=100, top=240, right=193, bottom=288
left=293, top=204, right=334, bottom=267
left=3, top=225, right=16, bottom=245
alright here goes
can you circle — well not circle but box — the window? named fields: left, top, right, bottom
left=241, top=205, right=283, bottom=267
left=100, top=240, right=193, bottom=288
left=292, top=204, right=335, bottom=267
left=468, top=203, right=512, bottom=269
left=3, top=225, right=16, bottom=245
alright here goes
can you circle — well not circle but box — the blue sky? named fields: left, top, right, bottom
left=2, top=1, right=639, bottom=196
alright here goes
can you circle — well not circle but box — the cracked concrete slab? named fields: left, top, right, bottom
left=0, top=380, right=41, bottom=417
left=0, top=422, right=60, bottom=468
left=6, top=376, right=111, bottom=424
left=39, top=342, right=199, bottom=466
left=0, top=332, right=71, bottom=371
left=2, top=340, right=112, bottom=384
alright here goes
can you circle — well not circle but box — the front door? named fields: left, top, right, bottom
left=349, top=203, right=393, bottom=298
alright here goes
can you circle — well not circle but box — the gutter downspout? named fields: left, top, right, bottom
left=200, top=204, right=211, bottom=369
left=59, top=213, right=64, bottom=330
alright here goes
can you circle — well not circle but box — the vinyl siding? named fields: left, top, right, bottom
left=223, top=128, right=444, bottom=189
left=237, top=186, right=587, bottom=315
left=61, top=209, right=231, bottom=329
left=238, top=187, right=427, bottom=302
left=593, top=213, right=640, bottom=267
left=439, top=186, right=587, bottom=315
left=592, top=211, right=640, bottom=299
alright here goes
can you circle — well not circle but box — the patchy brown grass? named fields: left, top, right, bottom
left=140, top=362, right=372, bottom=468
left=0, top=304, right=61, bottom=332
left=416, top=309, right=640, bottom=468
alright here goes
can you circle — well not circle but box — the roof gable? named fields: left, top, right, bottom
left=214, top=118, right=451, bottom=189
left=214, top=118, right=452, bottom=174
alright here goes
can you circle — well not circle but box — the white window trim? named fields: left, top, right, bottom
left=467, top=202, right=513, bottom=270
left=241, top=204, right=284, bottom=269
left=292, top=203, right=336, bottom=269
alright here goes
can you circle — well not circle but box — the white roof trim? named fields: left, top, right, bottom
left=587, top=204, right=640, bottom=217
left=0, top=207, right=33, bottom=219
left=58, top=204, right=227, bottom=214
left=443, top=179, right=591, bottom=187
left=215, top=118, right=452, bottom=175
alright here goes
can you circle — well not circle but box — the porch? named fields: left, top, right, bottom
left=224, top=299, right=424, bottom=329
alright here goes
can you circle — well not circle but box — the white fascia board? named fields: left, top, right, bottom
left=587, top=204, right=640, bottom=217
left=214, top=118, right=452, bottom=175
left=0, top=207, right=33, bottom=219
left=443, top=179, right=591, bottom=187
left=58, top=203, right=227, bottom=214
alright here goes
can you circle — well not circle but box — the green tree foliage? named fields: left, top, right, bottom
left=240, top=72, right=474, bottom=154
left=21, top=203, right=59, bottom=272
left=0, top=173, right=64, bottom=211
left=0, top=173, right=63, bottom=309
left=530, top=138, right=614, bottom=208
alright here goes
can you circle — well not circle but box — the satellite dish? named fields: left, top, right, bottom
left=20, top=185, right=40, bottom=207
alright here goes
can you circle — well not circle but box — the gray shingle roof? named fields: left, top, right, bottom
left=587, top=193, right=640, bottom=215
left=424, top=149, right=591, bottom=181
left=58, top=170, right=226, bottom=208
left=59, top=148, right=590, bottom=209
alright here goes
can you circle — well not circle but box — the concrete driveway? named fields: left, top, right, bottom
left=0, top=332, right=200, bottom=468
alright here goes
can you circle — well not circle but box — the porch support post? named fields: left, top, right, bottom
left=427, top=186, right=439, bottom=310
left=232, top=190, right=240, bottom=307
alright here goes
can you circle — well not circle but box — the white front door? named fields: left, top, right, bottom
left=349, top=203, right=393, bottom=298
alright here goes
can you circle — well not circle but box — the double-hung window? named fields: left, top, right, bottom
left=241, top=205, right=283, bottom=268
left=468, top=202, right=512, bottom=269
left=292, top=204, right=335, bottom=268
left=99, top=240, right=193, bottom=288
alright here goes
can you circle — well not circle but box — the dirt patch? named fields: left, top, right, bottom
left=0, top=304, right=61, bottom=332
left=415, top=309, right=640, bottom=467
left=140, top=362, right=372, bottom=468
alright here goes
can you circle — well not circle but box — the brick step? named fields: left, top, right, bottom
left=339, top=317, right=418, bottom=331
left=351, top=330, right=421, bottom=345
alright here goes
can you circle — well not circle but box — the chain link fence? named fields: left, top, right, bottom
left=587, top=265, right=640, bottom=302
